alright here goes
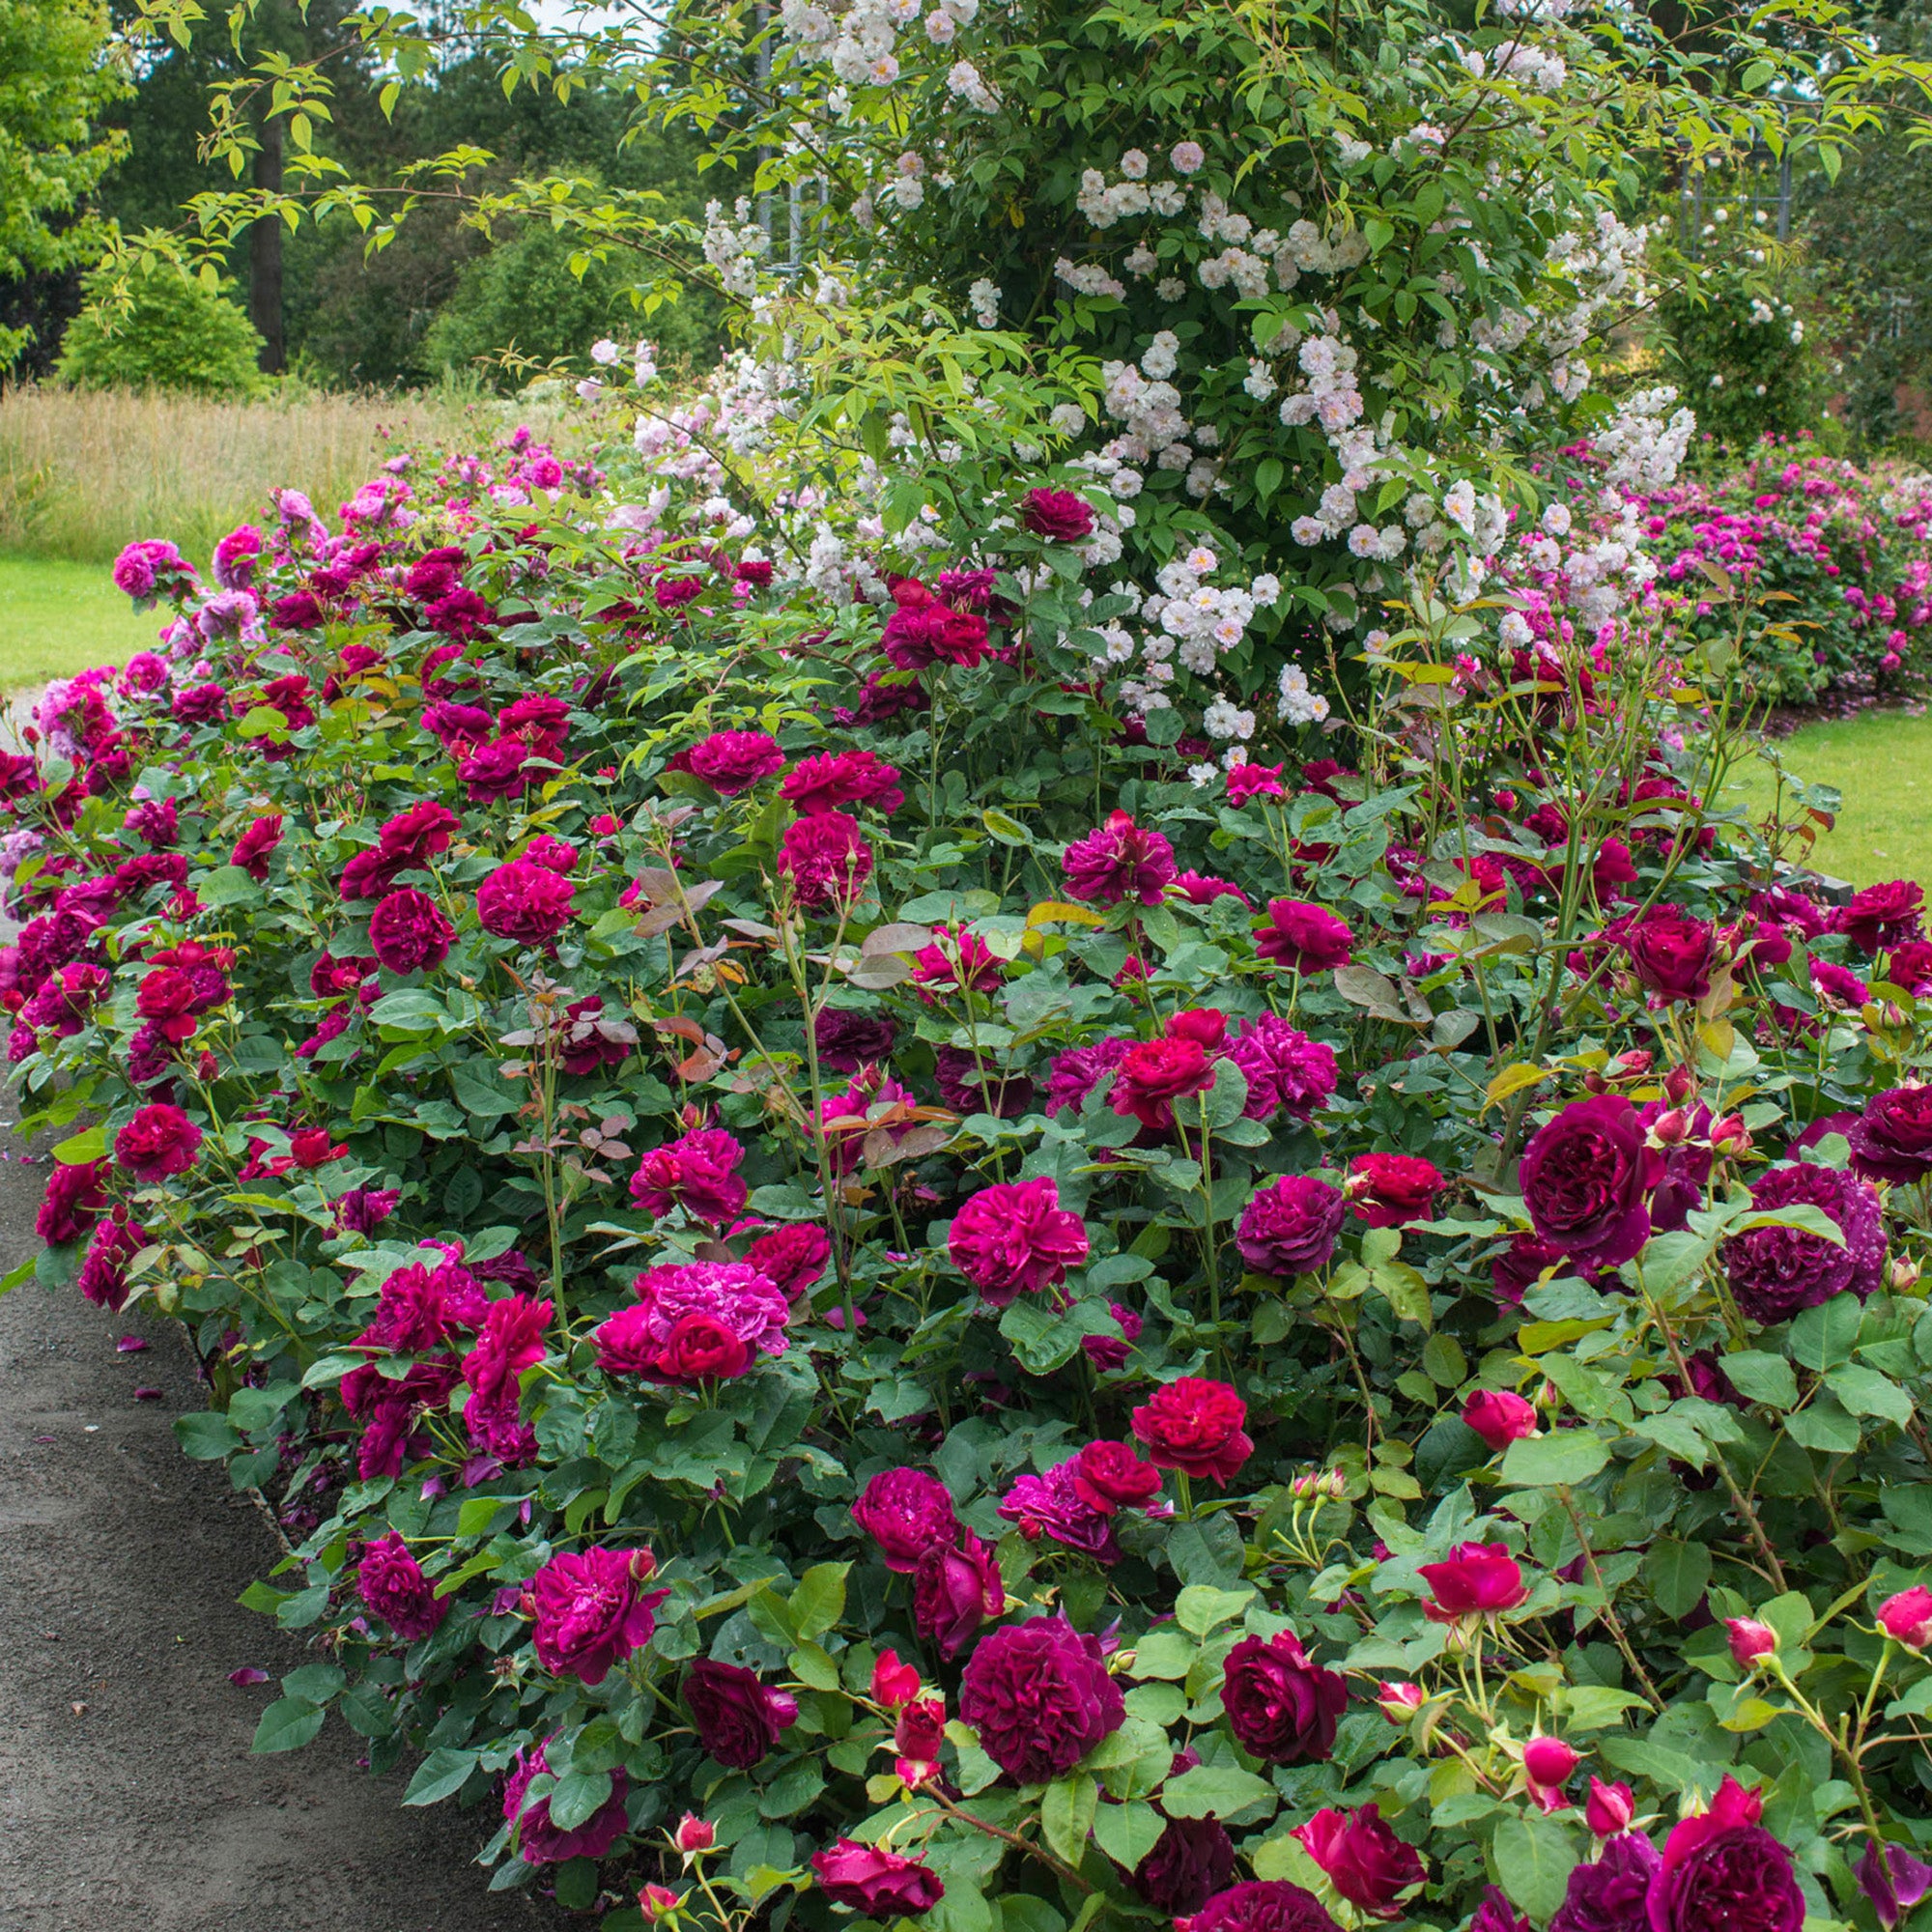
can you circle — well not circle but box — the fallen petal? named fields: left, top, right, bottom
left=228, top=1666, right=270, bottom=1687
left=116, top=1336, right=150, bottom=1353
left=131, top=1386, right=163, bottom=1401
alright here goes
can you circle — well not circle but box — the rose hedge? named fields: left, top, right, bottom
left=12, top=443, right=1932, bottom=1932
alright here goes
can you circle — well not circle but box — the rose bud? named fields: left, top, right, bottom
left=1612, top=1050, right=1654, bottom=1080
left=1663, top=1063, right=1697, bottom=1104
left=1890, top=1256, right=1923, bottom=1294
left=1321, top=1468, right=1349, bottom=1498
left=895, top=1755, right=940, bottom=1791
left=894, top=1695, right=946, bottom=1761
left=1878, top=1586, right=1932, bottom=1649
left=1523, top=1735, right=1580, bottom=1790
left=1291, top=1470, right=1323, bottom=1499
left=675, top=1815, right=716, bottom=1856
left=870, top=1649, right=922, bottom=1708
left=1585, top=1777, right=1635, bottom=1837
left=1726, top=1617, right=1778, bottom=1669
left=1645, top=1106, right=1693, bottom=1149
left=1708, top=1113, right=1751, bottom=1156
left=1462, top=1389, right=1539, bottom=1451
left=640, top=1885, right=685, bottom=1922
left=1378, top=1682, right=1426, bottom=1722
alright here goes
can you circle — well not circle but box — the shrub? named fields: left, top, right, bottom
left=13, top=410, right=1932, bottom=1932
left=56, top=262, right=267, bottom=399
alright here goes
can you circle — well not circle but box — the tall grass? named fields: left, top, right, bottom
left=0, top=384, right=572, bottom=566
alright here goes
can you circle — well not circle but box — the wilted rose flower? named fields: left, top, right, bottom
left=1649, top=1776, right=1803, bottom=1932
left=1111, top=1036, right=1215, bottom=1130
left=114, top=1102, right=203, bottom=1181
left=997, top=1459, right=1120, bottom=1562
left=1062, top=810, right=1178, bottom=906
left=1174, top=1880, right=1343, bottom=1932
left=529, top=1546, right=668, bottom=1684
left=1292, top=1804, right=1425, bottom=1919
left=958, top=1614, right=1124, bottom=1782
left=1878, top=1586, right=1932, bottom=1647
left=781, top=750, right=904, bottom=816
left=1021, top=487, right=1096, bottom=541
left=1346, top=1152, right=1445, bottom=1227
left=1519, top=1095, right=1661, bottom=1268
left=1838, top=878, right=1925, bottom=955
left=1623, top=906, right=1718, bottom=1004
left=369, top=887, right=456, bottom=975
left=1131, top=1378, right=1252, bottom=1486
left=948, top=1177, right=1090, bottom=1305
left=852, top=1467, right=958, bottom=1572
left=1219, top=1630, right=1349, bottom=1763
left=1850, top=1086, right=1932, bottom=1183
left=1253, top=898, right=1352, bottom=973
left=503, top=1740, right=631, bottom=1863
left=1417, top=1541, right=1529, bottom=1621
left=913, top=1531, right=1004, bottom=1659
left=1133, top=1816, right=1236, bottom=1915
left=631, top=1127, right=749, bottom=1225
left=1463, top=1389, right=1539, bottom=1450
left=358, top=1531, right=448, bottom=1640
left=811, top=1841, right=944, bottom=1916
left=475, top=858, right=575, bottom=943
left=1722, top=1161, right=1885, bottom=1322
left=684, top=1658, right=798, bottom=1768
left=780, top=811, right=873, bottom=908
left=1236, top=1175, right=1346, bottom=1277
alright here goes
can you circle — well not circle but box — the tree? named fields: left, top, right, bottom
left=0, top=0, right=130, bottom=370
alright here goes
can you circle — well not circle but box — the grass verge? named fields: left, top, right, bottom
left=0, top=556, right=169, bottom=692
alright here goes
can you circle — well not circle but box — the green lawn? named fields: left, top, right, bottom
left=0, top=554, right=163, bottom=693
left=1720, top=707, right=1932, bottom=892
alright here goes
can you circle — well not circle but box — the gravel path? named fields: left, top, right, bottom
left=0, top=1102, right=560, bottom=1931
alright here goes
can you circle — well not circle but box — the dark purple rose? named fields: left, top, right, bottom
left=1850, top=1086, right=1932, bottom=1183
left=997, top=1459, right=1120, bottom=1563
left=1492, top=1233, right=1569, bottom=1307
left=368, top=887, right=455, bottom=975
left=114, top=1102, right=203, bottom=1181
left=503, top=1740, right=630, bottom=1864
left=475, top=858, right=574, bottom=943
left=37, top=1157, right=107, bottom=1244
left=1624, top=906, right=1718, bottom=1003
left=1649, top=1820, right=1802, bottom=1932
left=1175, top=1881, right=1341, bottom=1932
left=1133, top=1817, right=1236, bottom=1916
left=811, top=1841, right=944, bottom=1916
left=1723, top=1161, right=1885, bottom=1322
left=1236, top=1175, right=1345, bottom=1276
left=959, top=1614, right=1124, bottom=1783
left=814, top=1007, right=896, bottom=1072
left=683, top=1658, right=799, bottom=1768
left=678, top=729, right=786, bottom=796
left=1472, top=1887, right=1532, bottom=1932
left=1225, top=1014, right=1337, bottom=1121
left=913, top=1532, right=1004, bottom=1660
left=948, top=1177, right=1089, bottom=1305
left=1219, top=1630, right=1349, bottom=1764
left=1046, top=1037, right=1131, bottom=1117
left=780, top=811, right=873, bottom=909
left=358, top=1531, right=449, bottom=1640
left=1520, top=1095, right=1661, bottom=1268
left=852, top=1467, right=958, bottom=1573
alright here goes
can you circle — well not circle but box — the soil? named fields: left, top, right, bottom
left=0, top=1105, right=563, bottom=1932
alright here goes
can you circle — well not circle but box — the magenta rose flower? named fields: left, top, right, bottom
left=1849, top=1086, right=1932, bottom=1183
left=948, top=1177, right=1090, bottom=1305
left=358, top=1531, right=449, bottom=1641
left=503, top=1740, right=631, bottom=1863
left=369, top=887, right=456, bottom=974
left=77, top=1212, right=143, bottom=1312
left=1519, top=1095, right=1662, bottom=1267
left=1072, top=1438, right=1162, bottom=1514
left=913, top=1532, right=1004, bottom=1659
left=114, top=1102, right=203, bottom=1181
left=1175, top=1881, right=1342, bottom=1932
left=1225, top=1014, right=1337, bottom=1121
left=1131, top=1378, right=1252, bottom=1486
left=1418, top=1541, right=1529, bottom=1621
left=780, top=811, right=873, bottom=908
left=1021, top=487, right=1096, bottom=542
left=1722, top=1161, right=1885, bottom=1322
left=852, top=1467, right=958, bottom=1572
left=1648, top=1776, right=1803, bottom=1932
left=958, top=1613, right=1124, bottom=1783
left=231, top=814, right=284, bottom=880
left=1623, top=906, right=1719, bottom=1004
left=1220, top=1630, right=1349, bottom=1763
left=781, top=750, right=905, bottom=815
left=1838, top=878, right=1925, bottom=955
left=529, top=1546, right=668, bottom=1684
left=1858, top=1839, right=1932, bottom=1930
left=1046, top=1037, right=1131, bottom=1116
left=623, top=1261, right=792, bottom=1371
left=458, top=736, right=533, bottom=803
left=630, top=1126, right=749, bottom=1224
left=475, top=857, right=575, bottom=943
left=1463, top=1389, right=1539, bottom=1450
left=683, top=1657, right=799, bottom=1768
left=881, top=595, right=991, bottom=671
left=1472, top=1887, right=1533, bottom=1932
left=1292, top=1805, right=1425, bottom=1920
left=680, top=729, right=786, bottom=795
left=1062, top=810, right=1178, bottom=906
left=1133, top=1817, right=1236, bottom=1916
left=812, top=1841, right=944, bottom=1916
left=1236, top=1175, right=1345, bottom=1277
left=997, top=1459, right=1120, bottom=1563
left=461, top=1293, right=552, bottom=1462
left=741, top=1222, right=831, bottom=1298
left=1254, top=898, right=1353, bottom=973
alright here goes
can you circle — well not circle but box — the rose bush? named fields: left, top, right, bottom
left=13, top=421, right=1932, bottom=1932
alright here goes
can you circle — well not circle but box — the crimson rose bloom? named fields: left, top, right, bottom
left=358, top=1531, right=448, bottom=1641
left=882, top=595, right=992, bottom=672
left=780, top=811, right=873, bottom=908
left=368, top=887, right=455, bottom=975
left=742, top=1222, right=831, bottom=1298
left=114, top=1102, right=203, bottom=1181
left=475, top=858, right=575, bottom=943
left=684, top=1658, right=799, bottom=1768
left=231, top=814, right=284, bottom=881
left=458, top=736, right=532, bottom=803
left=38, top=1157, right=107, bottom=1244
left=1132, top=1378, right=1252, bottom=1486
left=1624, top=906, right=1719, bottom=1004
left=1220, top=1631, right=1349, bottom=1764
left=812, top=1842, right=945, bottom=1916
left=1886, top=939, right=1932, bottom=995
left=1062, top=810, right=1179, bottom=906
left=1723, top=1161, right=1885, bottom=1322
left=1254, top=898, right=1353, bottom=973
left=1236, top=1175, right=1345, bottom=1277
left=1134, top=1818, right=1236, bottom=1916
left=1849, top=1085, right=1932, bottom=1183
left=1111, top=1036, right=1215, bottom=1130
left=1520, top=1095, right=1662, bottom=1267
left=1021, top=487, right=1095, bottom=541
left=503, top=1741, right=631, bottom=1864
left=1072, top=1439, right=1162, bottom=1515
left=1839, top=878, right=1925, bottom=955
left=1292, top=1805, right=1425, bottom=1919
left=529, top=1546, right=668, bottom=1684
left=781, top=750, right=904, bottom=816
left=681, top=729, right=786, bottom=795
left=948, top=1177, right=1090, bottom=1305
left=958, top=1614, right=1124, bottom=1783
left=852, top=1467, right=959, bottom=1573
left=1347, top=1153, right=1445, bottom=1227
left=1649, top=1776, right=1803, bottom=1932
left=914, top=1532, right=1004, bottom=1659
left=630, top=1126, right=748, bottom=1225
left=1463, top=1389, right=1539, bottom=1451
left=1176, top=1881, right=1342, bottom=1932
left=1418, top=1541, right=1529, bottom=1621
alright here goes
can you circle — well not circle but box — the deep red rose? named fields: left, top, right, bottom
left=475, top=858, right=575, bottom=944
left=741, top=1222, right=831, bottom=1298
left=503, top=1740, right=631, bottom=1864
left=684, top=1658, right=799, bottom=1768
left=1220, top=1631, right=1349, bottom=1764
left=1226, top=1014, right=1337, bottom=1122
left=1650, top=1776, right=1802, bottom=1932
left=1723, top=1161, right=1885, bottom=1322
left=358, top=1531, right=448, bottom=1640
left=781, top=749, right=905, bottom=816
left=1624, top=906, right=1718, bottom=1004
left=948, top=1177, right=1090, bottom=1305
left=811, top=1841, right=945, bottom=1916
left=959, top=1613, right=1124, bottom=1783
left=1131, top=1378, right=1252, bottom=1486
left=881, top=596, right=992, bottom=672
left=369, top=887, right=456, bottom=975
left=680, top=729, right=786, bottom=795
left=1346, top=1152, right=1445, bottom=1227
left=1849, top=1085, right=1932, bottom=1183
left=1021, top=487, right=1096, bottom=542
left=458, top=736, right=533, bottom=802
left=1134, top=1818, right=1236, bottom=1916
left=814, top=1007, right=896, bottom=1072
left=1110, top=1036, right=1215, bottom=1130
left=1072, top=1439, right=1163, bottom=1515
left=114, top=1102, right=202, bottom=1181
left=1463, top=1389, right=1539, bottom=1450
left=231, top=814, right=284, bottom=881
left=1254, top=898, right=1353, bottom=973
left=37, top=1157, right=107, bottom=1244
left=1417, top=1541, right=1529, bottom=1621
left=1519, top=1095, right=1662, bottom=1267
left=1175, top=1880, right=1341, bottom=1932
left=1292, top=1805, right=1425, bottom=1920
left=1838, top=878, right=1925, bottom=955
left=780, top=811, right=873, bottom=909
left=529, top=1546, right=668, bottom=1684
left=630, top=1126, right=748, bottom=1225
